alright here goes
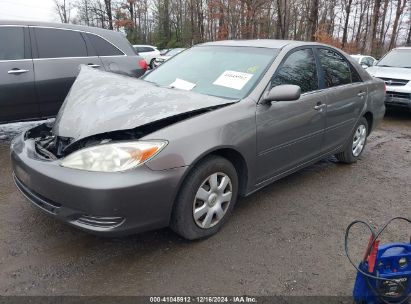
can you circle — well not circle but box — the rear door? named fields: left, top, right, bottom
left=86, top=33, right=143, bottom=77
left=315, top=48, right=368, bottom=152
left=0, top=26, right=38, bottom=123
left=31, top=26, right=104, bottom=117
left=256, top=47, right=326, bottom=183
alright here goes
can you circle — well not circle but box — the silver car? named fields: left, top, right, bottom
left=367, top=47, right=411, bottom=110
left=11, top=40, right=386, bottom=240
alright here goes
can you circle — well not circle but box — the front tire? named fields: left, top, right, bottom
left=335, top=117, right=368, bottom=164
left=170, top=156, right=238, bottom=240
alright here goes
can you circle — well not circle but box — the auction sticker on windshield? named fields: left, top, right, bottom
left=170, top=78, right=196, bottom=91
left=213, top=71, right=254, bottom=90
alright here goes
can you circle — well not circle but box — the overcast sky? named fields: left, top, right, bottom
left=0, top=0, right=58, bottom=22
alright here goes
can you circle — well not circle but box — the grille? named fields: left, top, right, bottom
left=386, top=91, right=411, bottom=99
left=75, top=215, right=125, bottom=229
left=379, top=78, right=409, bottom=86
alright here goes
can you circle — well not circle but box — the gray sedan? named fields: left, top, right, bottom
left=10, top=40, right=386, bottom=240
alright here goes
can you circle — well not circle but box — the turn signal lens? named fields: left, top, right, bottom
left=61, top=141, right=167, bottom=172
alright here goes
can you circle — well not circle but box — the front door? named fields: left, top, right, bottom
left=256, top=48, right=326, bottom=184
left=0, top=26, right=38, bottom=123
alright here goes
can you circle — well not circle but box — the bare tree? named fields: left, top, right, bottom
left=389, top=0, right=407, bottom=50
left=342, top=0, right=353, bottom=48
left=54, top=0, right=73, bottom=23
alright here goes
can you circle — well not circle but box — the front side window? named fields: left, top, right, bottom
left=318, top=48, right=351, bottom=87
left=271, top=48, right=318, bottom=93
left=35, top=28, right=87, bottom=58
left=87, top=33, right=123, bottom=56
left=0, top=27, right=25, bottom=60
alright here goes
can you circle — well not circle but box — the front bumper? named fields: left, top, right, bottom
left=10, top=133, right=188, bottom=236
left=385, top=90, right=411, bottom=109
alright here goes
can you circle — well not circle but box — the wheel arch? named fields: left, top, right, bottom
left=363, top=111, right=373, bottom=135
left=176, top=146, right=250, bottom=199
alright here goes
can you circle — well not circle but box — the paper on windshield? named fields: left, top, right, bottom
left=213, top=70, right=254, bottom=90
left=170, top=78, right=196, bottom=91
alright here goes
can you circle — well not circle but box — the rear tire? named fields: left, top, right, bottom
left=335, top=117, right=368, bottom=164
left=170, top=156, right=238, bottom=240
left=149, top=59, right=156, bottom=69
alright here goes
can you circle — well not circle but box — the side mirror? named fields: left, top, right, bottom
left=263, top=84, right=301, bottom=103
left=362, top=64, right=368, bottom=69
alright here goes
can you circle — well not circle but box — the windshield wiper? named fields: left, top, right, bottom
left=377, top=65, right=393, bottom=67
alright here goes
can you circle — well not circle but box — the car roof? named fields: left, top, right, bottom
left=133, top=45, right=157, bottom=48
left=1, top=20, right=114, bottom=35
left=0, top=20, right=136, bottom=55
left=200, top=39, right=321, bottom=49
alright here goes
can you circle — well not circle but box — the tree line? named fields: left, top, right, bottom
left=54, top=0, right=411, bottom=58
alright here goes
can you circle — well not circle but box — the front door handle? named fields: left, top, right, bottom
left=314, top=102, right=326, bottom=111
left=87, top=64, right=100, bottom=68
left=8, top=69, right=29, bottom=75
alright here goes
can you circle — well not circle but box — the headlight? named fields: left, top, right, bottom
left=60, top=141, right=167, bottom=172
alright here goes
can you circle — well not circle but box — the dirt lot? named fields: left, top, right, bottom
left=0, top=109, right=410, bottom=296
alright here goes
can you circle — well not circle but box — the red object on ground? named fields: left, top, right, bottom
left=367, top=240, right=380, bottom=273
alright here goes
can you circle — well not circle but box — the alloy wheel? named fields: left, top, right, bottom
left=352, top=124, right=367, bottom=157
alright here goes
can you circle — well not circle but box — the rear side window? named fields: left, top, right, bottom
left=34, top=28, right=87, bottom=58
left=87, top=33, right=123, bottom=56
left=0, top=27, right=25, bottom=60
left=272, top=48, right=319, bottom=93
left=351, top=66, right=362, bottom=83
left=318, top=49, right=351, bottom=87
left=136, top=47, right=154, bottom=53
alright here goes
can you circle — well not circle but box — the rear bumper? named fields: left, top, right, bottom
left=10, top=133, right=187, bottom=236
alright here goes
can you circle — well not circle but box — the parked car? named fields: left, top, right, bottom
left=11, top=40, right=385, bottom=240
left=153, top=48, right=186, bottom=67
left=0, top=21, right=146, bottom=124
left=351, top=54, right=377, bottom=69
left=366, top=47, right=411, bottom=110
left=133, top=45, right=160, bottom=68
left=159, top=48, right=171, bottom=55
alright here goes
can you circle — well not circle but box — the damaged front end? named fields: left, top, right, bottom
left=27, top=105, right=231, bottom=160
left=26, top=65, right=236, bottom=160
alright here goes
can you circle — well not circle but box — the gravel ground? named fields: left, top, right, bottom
left=0, top=109, right=410, bottom=296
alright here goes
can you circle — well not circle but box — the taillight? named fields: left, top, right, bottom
left=139, top=59, right=148, bottom=71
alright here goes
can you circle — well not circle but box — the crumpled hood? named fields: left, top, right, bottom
left=367, top=66, right=411, bottom=80
left=53, top=66, right=234, bottom=141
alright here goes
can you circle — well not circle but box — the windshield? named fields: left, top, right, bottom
left=377, top=49, right=411, bottom=68
left=144, top=46, right=278, bottom=99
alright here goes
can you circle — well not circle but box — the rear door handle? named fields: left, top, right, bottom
left=87, top=64, right=100, bottom=68
left=8, top=69, right=29, bottom=75
left=314, top=102, right=326, bottom=111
